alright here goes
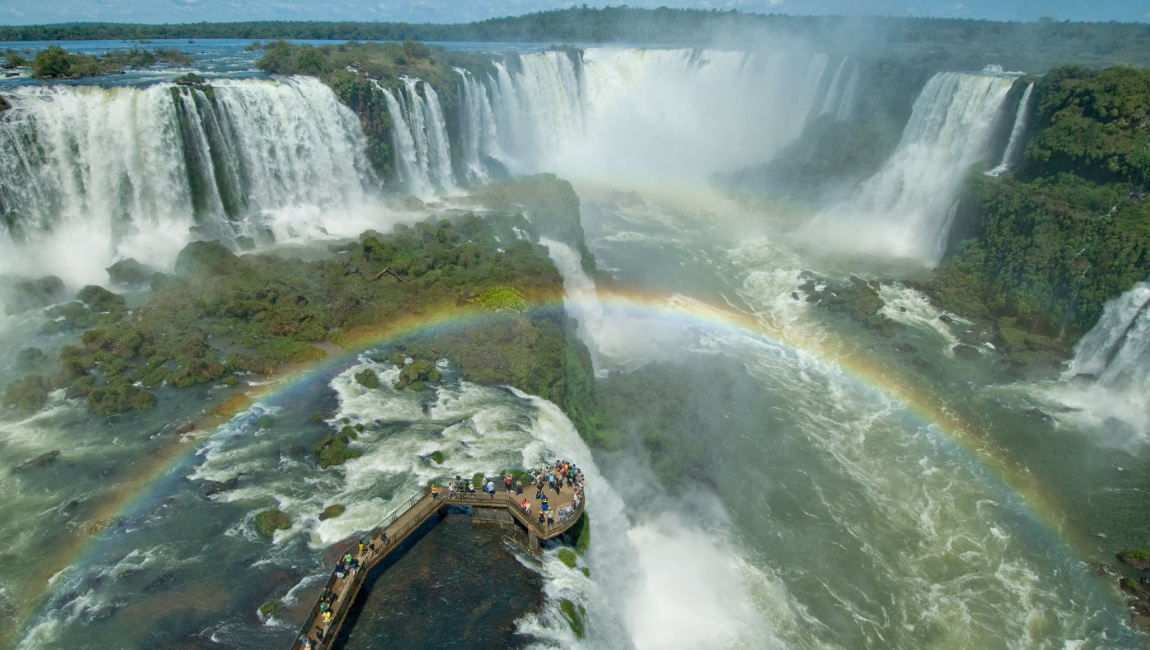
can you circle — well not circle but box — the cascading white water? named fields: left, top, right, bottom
left=378, top=77, right=456, bottom=198
left=0, top=77, right=378, bottom=286
left=457, top=48, right=852, bottom=184
left=985, top=82, right=1034, bottom=177
left=455, top=68, right=502, bottom=183
left=807, top=70, right=1016, bottom=265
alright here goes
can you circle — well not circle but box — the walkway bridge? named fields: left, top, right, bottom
left=291, top=478, right=584, bottom=650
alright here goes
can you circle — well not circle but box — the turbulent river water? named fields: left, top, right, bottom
left=1, top=40, right=1148, bottom=650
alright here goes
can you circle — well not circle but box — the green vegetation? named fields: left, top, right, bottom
left=933, top=66, right=1150, bottom=346
left=557, top=548, right=577, bottom=569
left=258, top=599, right=284, bottom=619
left=558, top=598, right=586, bottom=640
left=570, top=512, right=590, bottom=555
left=5, top=12, right=1150, bottom=70
left=2, top=375, right=49, bottom=411
left=3, top=48, right=28, bottom=68
left=1126, top=548, right=1150, bottom=562
left=3, top=180, right=613, bottom=460
left=473, top=286, right=527, bottom=312
left=472, top=472, right=485, bottom=487
left=254, top=509, right=292, bottom=537
left=354, top=368, right=380, bottom=389
left=319, top=504, right=346, bottom=520
left=430, top=450, right=444, bottom=465
left=257, top=415, right=275, bottom=429
left=312, top=432, right=362, bottom=469
left=29, top=44, right=191, bottom=79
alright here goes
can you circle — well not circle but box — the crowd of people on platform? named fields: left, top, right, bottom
left=297, top=464, right=585, bottom=647
left=441, top=460, right=585, bottom=529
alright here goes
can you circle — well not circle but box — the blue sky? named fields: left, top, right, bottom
left=0, top=0, right=1146, bottom=26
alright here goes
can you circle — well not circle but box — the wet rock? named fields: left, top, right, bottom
left=404, top=196, right=427, bottom=211
left=1022, top=408, right=1053, bottom=422
left=952, top=344, right=980, bottom=359
left=234, top=235, right=256, bottom=251
left=289, top=444, right=306, bottom=456
left=174, top=240, right=244, bottom=277
left=0, top=275, right=67, bottom=314
left=1070, top=373, right=1097, bottom=384
left=912, top=356, right=934, bottom=370
left=175, top=422, right=195, bottom=434
left=143, top=571, right=179, bottom=594
left=939, top=314, right=953, bottom=323
left=105, top=258, right=155, bottom=287
left=89, top=605, right=117, bottom=622
left=17, top=347, right=44, bottom=368
left=13, top=449, right=60, bottom=472
left=202, top=476, right=239, bottom=497
left=76, top=285, right=125, bottom=313
left=892, top=342, right=918, bottom=353
left=790, top=292, right=800, bottom=301
left=1118, top=551, right=1150, bottom=571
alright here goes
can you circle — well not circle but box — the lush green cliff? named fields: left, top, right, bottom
left=933, top=66, right=1150, bottom=344
left=2, top=186, right=615, bottom=448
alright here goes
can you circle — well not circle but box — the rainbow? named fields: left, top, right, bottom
left=4, top=286, right=1090, bottom=648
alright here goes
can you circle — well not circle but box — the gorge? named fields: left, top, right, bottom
left=1, top=27, right=1150, bottom=650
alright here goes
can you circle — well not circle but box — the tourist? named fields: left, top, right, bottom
left=516, top=479, right=523, bottom=495
left=538, top=510, right=545, bottom=525
left=547, top=510, right=554, bottom=526
left=504, top=474, right=512, bottom=492
left=431, top=485, right=438, bottom=499
left=448, top=483, right=455, bottom=499
left=521, top=498, right=528, bottom=510
left=485, top=480, right=495, bottom=498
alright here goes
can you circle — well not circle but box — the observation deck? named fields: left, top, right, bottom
left=291, top=477, right=585, bottom=650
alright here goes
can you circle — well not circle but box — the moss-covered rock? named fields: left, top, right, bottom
left=354, top=368, right=380, bottom=388
left=77, top=285, right=126, bottom=314
left=87, top=378, right=157, bottom=415
left=13, top=449, right=60, bottom=472
left=174, top=240, right=244, bottom=276
left=558, top=598, right=586, bottom=640
left=0, top=275, right=66, bottom=315
left=106, top=258, right=155, bottom=287
left=255, top=509, right=292, bottom=538
left=395, top=359, right=440, bottom=389
left=311, top=433, right=361, bottom=468
left=258, top=598, right=283, bottom=619
left=557, top=548, right=577, bottom=569
left=256, top=414, right=274, bottom=429
left=3, top=374, right=49, bottom=411
left=430, top=450, right=444, bottom=464
left=318, top=504, right=345, bottom=520
left=16, top=347, right=44, bottom=368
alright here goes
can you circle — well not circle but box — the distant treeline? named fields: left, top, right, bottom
left=1, top=8, right=1149, bottom=69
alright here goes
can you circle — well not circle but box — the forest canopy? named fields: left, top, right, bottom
left=1, top=8, right=1149, bottom=70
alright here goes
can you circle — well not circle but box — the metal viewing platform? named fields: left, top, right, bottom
left=291, top=477, right=585, bottom=650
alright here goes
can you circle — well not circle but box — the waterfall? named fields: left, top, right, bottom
left=456, top=47, right=843, bottom=183
left=455, top=68, right=503, bottom=183
left=1068, top=281, right=1150, bottom=389
left=1051, top=281, right=1150, bottom=439
left=807, top=70, right=1016, bottom=265
left=378, top=77, right=455, bottom=198
left=0, top=77, right=378, bottom=286
left=836, top=63, right=860, bottom=122
left=540, top=236, right=606, bottom=376
left=985, top=82, right=1034, bottom=177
